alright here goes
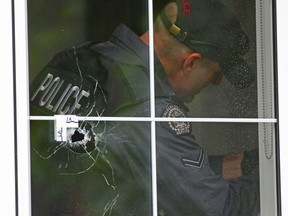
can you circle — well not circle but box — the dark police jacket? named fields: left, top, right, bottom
left=30, top=24, right=260, bottom=216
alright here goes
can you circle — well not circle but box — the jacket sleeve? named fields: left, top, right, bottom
left=155, top=100, right=260, bottom=216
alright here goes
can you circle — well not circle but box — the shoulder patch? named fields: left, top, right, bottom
left=162, top=105, right=191, bottom=136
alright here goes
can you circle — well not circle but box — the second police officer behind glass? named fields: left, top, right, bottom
left=30, top=0, right=259, bottom=215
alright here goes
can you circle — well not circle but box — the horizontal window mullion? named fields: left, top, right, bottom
left=29, top=116, right=277, bottom=123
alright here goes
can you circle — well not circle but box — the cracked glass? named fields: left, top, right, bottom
left=28, top=0, right=277, bottom=215
left=30, top=120, right=152, bottom=215
left=29, top=0, right=152, bottom=215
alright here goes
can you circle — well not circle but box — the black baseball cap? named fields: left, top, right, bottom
left=160, top=0, right=254, bottom=88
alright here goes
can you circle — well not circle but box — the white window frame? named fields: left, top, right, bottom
left=1, top=0, right=287, bottom=215
left=0, top=1, right=17, bottom=215
left=276, top=0, right=288, bottom=215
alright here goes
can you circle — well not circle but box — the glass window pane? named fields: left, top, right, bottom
left=28, top=0, right=150, bottom=117
left=167, top=0, right=259, bottom=119
left=156, top=122, right=262, bottom=215
left=153, top=0, right=277, bottom=215
left=28, top=0, right=152, bottom=215
left=31, top=120, right=152, bottom=215
left=28, top=0, right=278, bottom=215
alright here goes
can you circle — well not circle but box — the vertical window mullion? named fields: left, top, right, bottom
left=148, top=0, right=158, bottom=215
left=14, top=0, right=31, bottom=215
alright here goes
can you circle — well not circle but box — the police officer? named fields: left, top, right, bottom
left=30, top=0, right=259, bottom=215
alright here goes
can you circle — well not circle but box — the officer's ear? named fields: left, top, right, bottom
left=182, top=52, right=203, bottom=74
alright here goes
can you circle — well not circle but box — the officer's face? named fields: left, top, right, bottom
left=176, top=58, right=222, bottom=103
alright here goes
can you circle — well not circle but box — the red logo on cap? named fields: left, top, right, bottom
left=182, top=0, right=191, bottom=14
